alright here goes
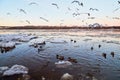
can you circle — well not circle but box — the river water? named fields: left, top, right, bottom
left=0, top=29, right=120, bottom=80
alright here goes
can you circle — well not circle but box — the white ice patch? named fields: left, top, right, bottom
left=55, top=61, right=72, bottom=68
left=49, top=38, right=67, bottom=44
left=61, top=73, right=73, bottom=80
left=3, top=64, right=28, bottom=76
left=0, top=42, right=15, bottom=48
left=0, top=34, right=37, bottom=43
left=0, top=66, right=9, bottom=73
left=29, top=38, right=45, bottom=45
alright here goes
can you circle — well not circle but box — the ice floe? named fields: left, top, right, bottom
left=61, top=73, right=73, bottom=80
left=29, top=38, right=45, bottom=45
left=0, top=42, right=15, bottom=48
left=0, top=66, right=9, bottom=73
left=3, top=64, right=28, bottom=76
left=49, top=38, right=67, bottom=44
left=55, top=61, right=72, bottom=68
left=102, top=40, right=120, bottom=45
left=0, top=34, right=37, bottom=43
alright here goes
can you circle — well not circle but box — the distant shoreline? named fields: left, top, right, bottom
left=0, top=26, right=120, bottom=30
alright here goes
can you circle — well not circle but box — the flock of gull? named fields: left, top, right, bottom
left=5, top=0, right=120, bottom=25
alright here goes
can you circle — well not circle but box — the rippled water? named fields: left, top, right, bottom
left=0, top=29, right=120, bottom=80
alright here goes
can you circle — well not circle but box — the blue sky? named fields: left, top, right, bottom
left=0, top=0, right=120, bottom=26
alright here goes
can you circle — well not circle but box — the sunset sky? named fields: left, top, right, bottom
left=0, top=0, right=120, bottom=26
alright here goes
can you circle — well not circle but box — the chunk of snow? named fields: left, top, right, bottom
left=0, top=66, right=9, bottom=73
left=61, top=73, right=73, bottom=80
left=48, top=38, right=67, bottom=44
left=3, top=64, right=28, bottom=76
left=55, top=61, right=72, bottom=68
left=0, top=42, right=15, bottom=48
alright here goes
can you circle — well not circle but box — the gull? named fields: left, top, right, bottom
left=72, top=12, right=80, bottom=17
left=118, top=1, right=120, bottom=4
left=40, top=17, right=49, bottom=22
left=113, top=7, right=120, bottom=12
left=26, top=20, right=30, bottom=24
left=72, top=12, right=90, bottom=17
left=19, top=9, right=27, bottom=14
left=68, top=7, right=71, bottom=11
left=71, top=0, right=83, bottom=7
left=88, top=17, right=95, bottom=19
left=76, top=8, right=79, bottom=11
left=6, top=12, right=11, bottom=15
left=89, top=8, right=99, bottom=11
left=112, top=17, right=120, bottom=20
left=52, top=3, right=59, bottom=9
left=80, top=13, right=90, bottom=16
left=29, top=2, right=38, bottom=5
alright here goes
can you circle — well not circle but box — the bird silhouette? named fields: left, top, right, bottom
left=68, top=7, right=71, bottom=11
left=6, top=12, right=11, bottom=15
left=98, top=44, right=101, bottom=48
left=88, top=17, right=95, bottom=19
left=52, top=3, right=59, bottom=9
left=71, top=0, right=83, bottom=7
left=80, top=13, right=90, bottom=16
left=89, top=8, right=99, bottom=11
left=29, top=2, right=38, bottom=5
left=19, top=9, right=27, bottom=14
left=26, top=20, right=30, bottom=24
left=40, top=17, right=49, bottom=22
left=113, top=7, right=120, bottom=12
left=118, top=1, right=120, bottom=4
left=102, top=53, right=107, bottom=59
left=112, top=17, right=120, bottom=20
left=111, top=52, right=115, bottom=57
left=88, top=13, right=90, bottom=16
left=72, top=12, right=80, bottom=17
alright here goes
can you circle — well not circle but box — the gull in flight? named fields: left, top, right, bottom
left=26, top=20, right=31, bottom=24
left=89, top=8, right=99, bottom=11
left=71, top=0, right=83, bottom=7
left=113, top=7, right=120, bottom=12
left=52, top=3, right=59, bottom=9
left=40, top=17, right=49, bottom=22
left=19, top=9, right=27, bottom=14
left=29, top=2, right=38, bottom=5
left=118, top=1, right=120, bottom=4
left=88, top=17, right=95, bottom=19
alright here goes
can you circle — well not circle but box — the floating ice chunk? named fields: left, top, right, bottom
left=55, top=61, right=72, bottom=65
left=29, top=38, right=45, bottom=46
left=0, top=34, right=37, bottom=43
left=0, top=66, right=9, bottom=73
left=49, top=38, right=67, bottom=44
left=61, top=73, right=73, bottom=80
left=55, top=61, right=72, bottom=68
left=0, top=42, right=15, bottom=48
left=3, top=64, right=28, bottom=76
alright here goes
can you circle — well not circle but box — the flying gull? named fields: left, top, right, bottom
left=71, top=0, right=83, bottom=7
left=80, top=13, right=90, bottom=16
left=89, top=8, right=99, bottom=11
left=6, top=12, right=11, bottom=15
left=29, top=2, right=38, bottom=5
left=26, top=20, right=31, bottom=24
left=40, top=17, right=49, bottom=22
left=113, top=7, right=120, bottom=12
left=19, top=9, right=27, bottom=14
left=118, top=1, right=120, bottom=4
left=88, top=17, right=95, bottom=19
left=52, top=3, right=59, bottom=9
